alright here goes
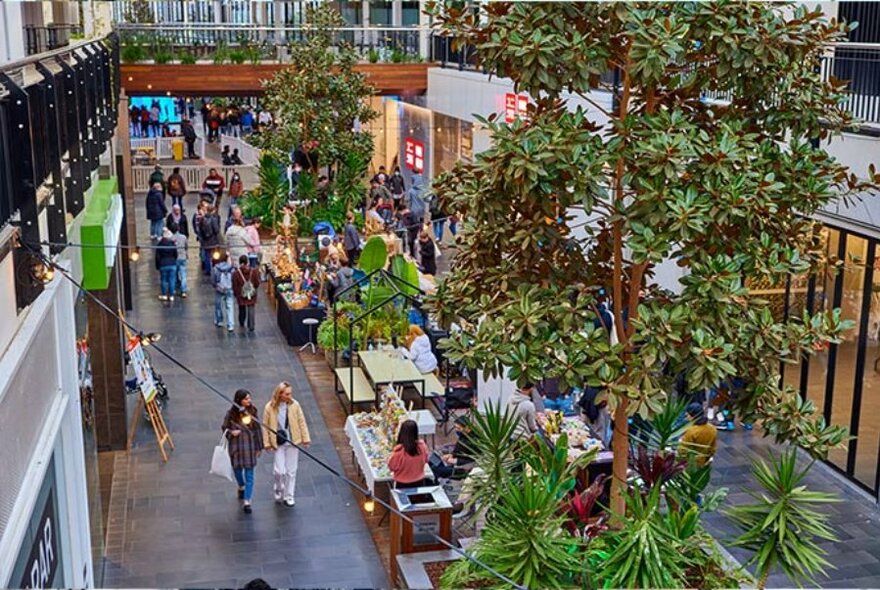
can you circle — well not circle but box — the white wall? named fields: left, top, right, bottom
left=0, top=269, right=93, bottom=588
left=0, top=1, right=25, bottom=64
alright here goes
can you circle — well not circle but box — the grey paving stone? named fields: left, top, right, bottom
left=103, top=214, right=388, bottom=589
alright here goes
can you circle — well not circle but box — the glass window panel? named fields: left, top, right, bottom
left=781, top=273, right=810, bottom=392
left=828, top=234, right=867, bottom=471
left=370, top=1, right=392, bottom=25
left=856, top=245, right=880, bottom=490
left=805, top=228, right=840, bottom=414
left=402, top=2, right=420, bottom=26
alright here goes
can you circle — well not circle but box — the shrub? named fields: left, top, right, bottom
left=367, top=47, right=380, bottom=63
left=229, top=49, right=247, bottom=64
left=179, top=52, right=197, bottom=65
left=121, top=43, right=146, bottom=64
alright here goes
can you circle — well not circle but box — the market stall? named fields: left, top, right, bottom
left=276, top=283, right=326, bottom=346
left=343, top=389, right=432, bottom=493
left=539, top=411, right=614, bottom=485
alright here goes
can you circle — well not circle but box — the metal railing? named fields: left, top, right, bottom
left=132, top=164, right=256, bottom=192
left=116, top=24, right=430, bottom=62
left=219, top=135, right=261, bottom=166
left=130, top=137, right=208, bottom=162
left=24, top=24, right=82, bottom=56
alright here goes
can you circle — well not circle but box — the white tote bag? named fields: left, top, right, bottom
left=209, top=430, right=236, bottom=482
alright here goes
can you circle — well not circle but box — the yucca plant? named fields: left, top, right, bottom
left=596, top=485, right=695, bottom=589
left=631, top=395, right=690, bottom=452
left=727, top=449, right=839, bottom=589
left=458, top=403, right=523, bottom=515
left=240, top=155, right=289, bottom=230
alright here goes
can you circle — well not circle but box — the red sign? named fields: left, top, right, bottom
left=504, top=92, right=530, bottom=123
left=404, top=137, right=424, bottom=172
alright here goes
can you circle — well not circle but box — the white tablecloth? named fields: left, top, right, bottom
left=344, top=415, right=433, bottom=494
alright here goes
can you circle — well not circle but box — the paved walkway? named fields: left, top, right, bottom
left=102, top=195, right=388, bottom=588
left=704, top=429, right=880, bottom=588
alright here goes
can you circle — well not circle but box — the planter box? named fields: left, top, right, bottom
left=396, top=550, right=462, bottom=590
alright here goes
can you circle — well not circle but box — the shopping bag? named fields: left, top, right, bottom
left=209, top=431, right=235, bottom=482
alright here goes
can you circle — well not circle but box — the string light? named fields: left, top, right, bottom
left=130, top=246, right=140, bottom=261
left=363, top=494, right=375, bottom=514
left=21, top=247, right=524, bottom=590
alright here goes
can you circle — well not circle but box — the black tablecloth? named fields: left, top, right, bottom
left=276, top=289, right=326, bottom=346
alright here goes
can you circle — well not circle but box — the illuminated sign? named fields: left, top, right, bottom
left=404, top=137, right=424, bottom=172
left=504, top=92, right=530, bottom=123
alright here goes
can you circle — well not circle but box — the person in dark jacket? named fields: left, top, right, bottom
left=401, top=206, right=421, bottom=257
left=149, top=165, right=165, bottom=196
left=388, top=166, right=406, bottom=209
left=166, top=203, right=189, bottom=238
left=232, top=254, right=261, bottom=332
left=146, top=183, right=167, bottom=241
left=342, top=212, right=361, bottom=265
left=199, top=203, right=221, bottom=275
left=418, top=230, right=436, bottom=276
left=182, top=119, right=198, bottom=159
left=221, top=389, right=262, bottom=513
left=155, top=228, right=178, bottom=301
left=430, top=416, right=475, bottom=480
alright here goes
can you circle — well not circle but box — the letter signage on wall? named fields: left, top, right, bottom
left=504, top=92, right=530, bottom=123
left=11, top=456, right=62, bottom=589
left=404, top=137, right=424, bottom=172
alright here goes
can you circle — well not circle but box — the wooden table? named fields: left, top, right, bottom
left=359, top=350, right=431, bottom=407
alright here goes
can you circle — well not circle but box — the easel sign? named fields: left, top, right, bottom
left=126, top=336, right=157, bottom=403
left=120, top=311, right=174, bottom=462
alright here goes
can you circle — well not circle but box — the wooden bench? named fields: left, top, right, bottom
left=335, top=367, right=377, bottom=414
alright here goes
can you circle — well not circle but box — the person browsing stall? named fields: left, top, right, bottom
left=400, top=325, right=437, bottom=374
left=509, top=383, right=539, bottom=441
left=387, top=419, right=429, bottom=489
left=679, top=403, right=717, bottom=467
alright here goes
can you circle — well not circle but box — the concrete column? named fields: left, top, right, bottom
left=0, top=2, right=25, bottom=62
left=419, top=2, right=430, bottom=61
left=88, top=263, right=128, bottom=451
left=362, top=0, right=370, bottom=26
left=392, top=0, right=402, bottom=26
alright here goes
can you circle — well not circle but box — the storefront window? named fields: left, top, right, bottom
left=805, top=227, right=840, bottom=413
left=855, top=248, right=880, bottom=490
left=827, top=234, right=868, bottom=471
left=781, top=273, right=810, bottom=393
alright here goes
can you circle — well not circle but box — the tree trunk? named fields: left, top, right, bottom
left=610, top=398, right=629, bottom=520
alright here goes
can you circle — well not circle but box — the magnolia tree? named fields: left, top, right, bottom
left=427, top=1, right=880, bottom=516
left=257, top=5, right=376, bottom=198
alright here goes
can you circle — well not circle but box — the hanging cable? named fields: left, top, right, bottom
left=26, top=246, right=523, bottom=590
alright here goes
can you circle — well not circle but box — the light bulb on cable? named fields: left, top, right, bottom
left=364, top=495, right=375, bottom=514
left=130, top=246, right=140, bottom=262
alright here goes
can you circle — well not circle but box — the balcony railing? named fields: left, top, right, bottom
left=116, top=24, right=430, bottom=62
left=24, top=24, right=82, bottom=56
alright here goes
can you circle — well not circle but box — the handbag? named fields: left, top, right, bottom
left=209, top=430, right=236, bottom=482
left=276, top=427, right=290, bottom=446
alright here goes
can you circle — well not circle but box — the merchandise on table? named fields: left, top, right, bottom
left=538, top=411, right=604, bottom=458
left=350, top=388, right=408, bottom=479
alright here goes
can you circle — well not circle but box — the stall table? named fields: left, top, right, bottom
left=344, top=415, right=432, bottom=494
left=276, top=289, right=325, bottom=347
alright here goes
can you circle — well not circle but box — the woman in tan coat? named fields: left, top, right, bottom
left=262, top=381, right=311, bottom=506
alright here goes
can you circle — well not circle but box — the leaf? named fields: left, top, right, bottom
left=359, top=236, right=388, bottom=274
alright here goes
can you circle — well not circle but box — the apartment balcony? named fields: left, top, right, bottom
left=24, top=24, right=82, bottom=56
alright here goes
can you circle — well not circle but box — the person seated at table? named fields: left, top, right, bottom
left=430, top=416, right=475, bottom=480
left=387, top=419, right=430, bottom=489
left=509, top=383, right=539, bottom=441
left=401, top=325, right=438, bottom=374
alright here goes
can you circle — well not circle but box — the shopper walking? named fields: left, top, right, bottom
left=167, top=167, right=187, bottom=209
left=343, top=212, right=361, bottom=265
left=418, top=230, right=437, bottom=276
left=200, top=204, right=221, bottom=276
left=203, top=168, right=226, bottom=207
left=222, top=389, right=262, bottom=513
left=225, top=215, right=250, bottom=264
left=171, top=220, right=188, bottom=298
left=146, top=182, right=167, bottom=241
left=211, top=252, right=236, bottom=331
left=166, top=203, right=189, bottom=238
left=262, top=381, right=311, bottom=506
left=233, top=255, right=260, bottom=332
left=245, top=217, right=262, bottom=269
left=182, top=119, right=198, bottom=159
left=228, top=172, right=244, bottom=218
left=155, top=228, right=178, bottom=302
left=388, top=166, right=406, bottom=210
left=387, top=419, right=429, bottom=489
left=149, top=165, right=166, bottom=197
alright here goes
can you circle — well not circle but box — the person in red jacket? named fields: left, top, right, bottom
left=203, top=168, right=226, bottom=207
left=387, top=420, right=429, bottom=489
left=232, top=254, right=260, bottom=332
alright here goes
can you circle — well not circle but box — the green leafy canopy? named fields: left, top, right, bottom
left=427, top=1, right=880, bottom=461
